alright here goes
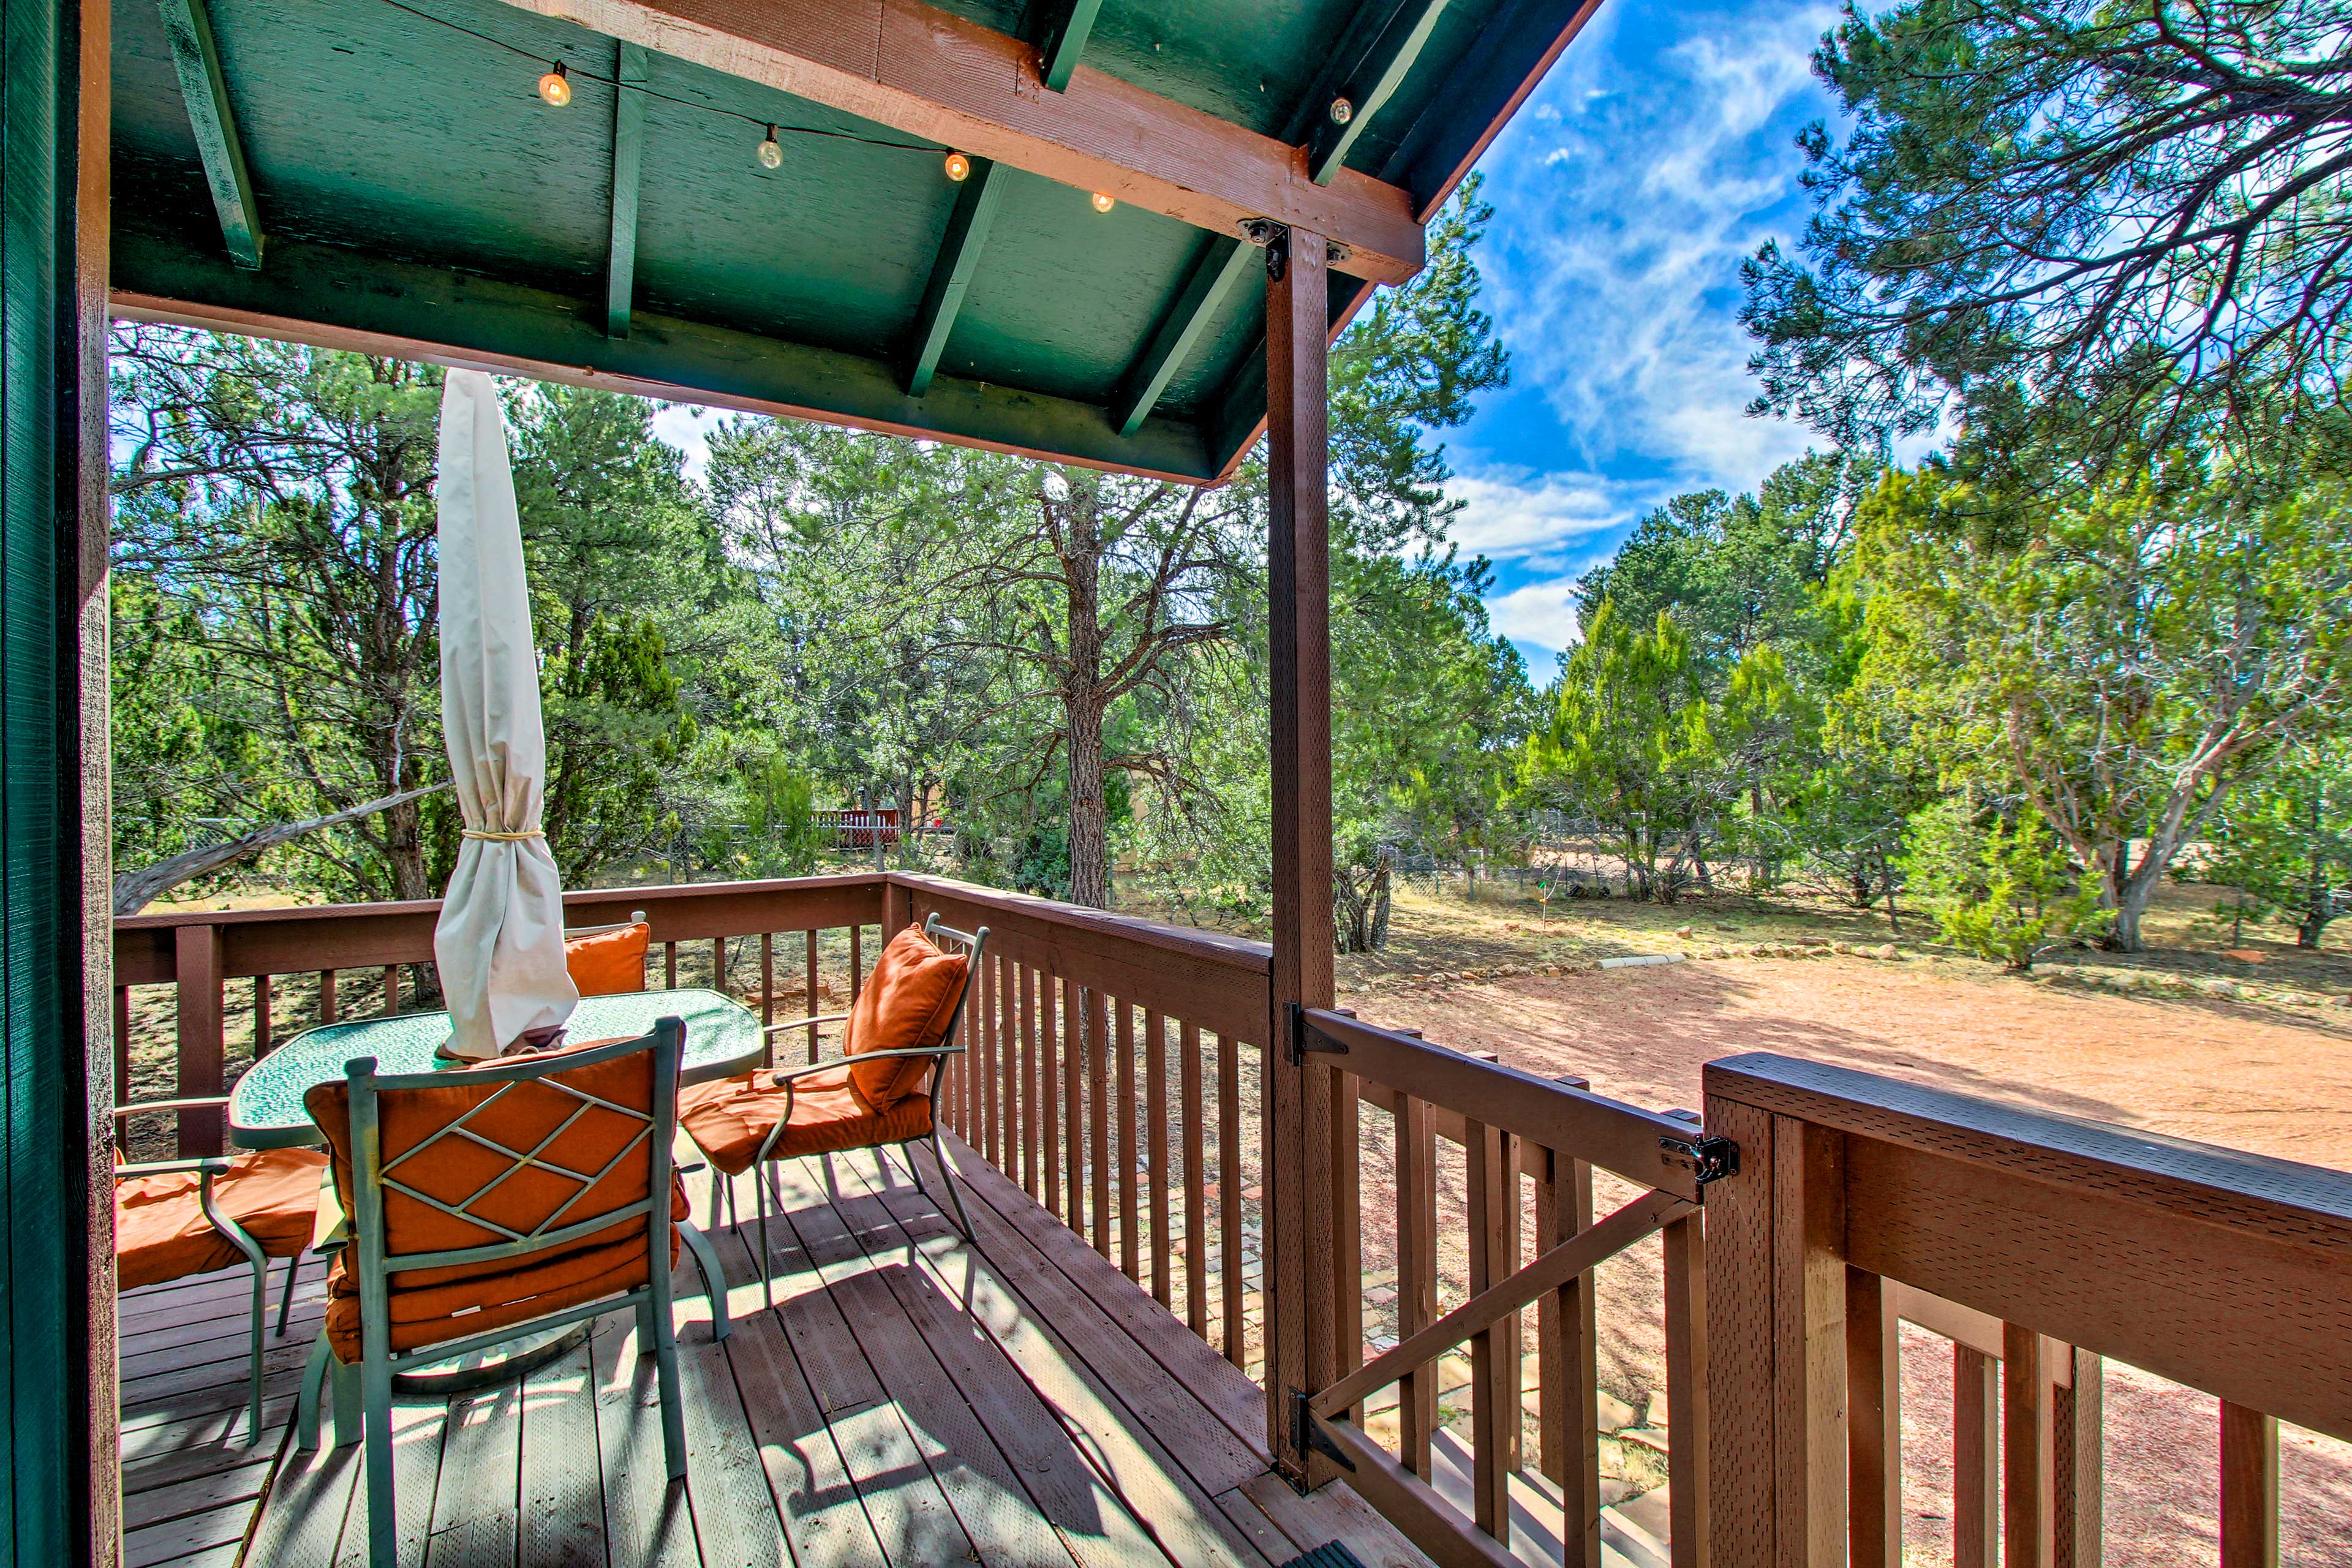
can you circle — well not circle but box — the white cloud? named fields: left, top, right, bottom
left=1445, top=468, right=1632, bottom=562
left=1480, top=2, right=1842, bottom=489
left=1486, top=579, right=1585, bottom=654
left=651, top=402, right=716, bottom=481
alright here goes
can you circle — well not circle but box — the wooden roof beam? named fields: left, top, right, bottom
left=903, top=157, right=1008, bottom=395
left=1031, top=0, right=1101, bottom=93
left=1303, top=0, right=1456, bottom=187
left=1112, top=235, right=1254, bottom=435
left=492, top=0, right=1427, bottom=285
left=156, top=0, right=263, bottom=269
left=605, top=40, right=648, bottom=338
left=1382, top=0, right=1605, bottom=219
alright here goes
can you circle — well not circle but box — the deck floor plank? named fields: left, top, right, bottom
left=121, top=1145, right=1433, bottom=1568
left=840, top=1149, right=1277, bottom=1568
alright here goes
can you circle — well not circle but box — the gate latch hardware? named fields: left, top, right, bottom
left=1289, top=1389, right=1355, bottom=1474
left=1659, top=1134, right=1740, bottom=1187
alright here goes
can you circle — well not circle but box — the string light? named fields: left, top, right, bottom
left=537, top=60, right=570, bottom=106
left=757, top=126, right=782, bottom=168
left=944, top=151, right=971, bottom=182
left=1090, top=191, right=1114, bottom=213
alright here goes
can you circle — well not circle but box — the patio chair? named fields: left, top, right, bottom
left=677, top=916, right=984, bottom=1305
left=564, top=910, right=650, bottom=995
left=292, top=1021, right=699, bottom=1568
left=112, top=1099, right=329, bottom=1442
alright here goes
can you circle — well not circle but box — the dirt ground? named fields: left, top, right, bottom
left=1345, top=937, right=2352, bottom=1567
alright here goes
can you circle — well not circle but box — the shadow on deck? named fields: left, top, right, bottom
left=117, top=1131, right=1436, bottom=1568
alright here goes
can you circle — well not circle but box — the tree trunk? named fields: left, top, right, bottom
left=1065, top=697, right=1110, bottom=908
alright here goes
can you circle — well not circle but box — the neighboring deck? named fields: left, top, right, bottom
left=118, top=1132, right=1434, bottom=1568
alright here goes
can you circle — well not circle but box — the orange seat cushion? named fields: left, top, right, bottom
left=845, top=925, right=968, bottom=1110
left=565, top=921, right=650, bottom=997
left=116, top=1147, right=329, bottom=1293
left=305, top=1036, right=687, bottom=1362
left=677, top=1065, right=935, bottom=1176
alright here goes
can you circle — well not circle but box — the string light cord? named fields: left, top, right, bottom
left=372, top=0, right=948, bottom=156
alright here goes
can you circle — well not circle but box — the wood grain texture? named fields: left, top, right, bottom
left=1845, top=1269, right=1901, bottom=1568
left=1953, top=1345, right=1999, bottom=1568
left=1700, top=1096, right=1773, bottom=1568
left=488, top=0, right=1425, bottom=283
left=2054, top=1347, right=2102, bottom=1568
left=2220, top=1402, right=2278, bottom=1568
left=1662, top=1209, right=1709, bottom=1568
left=2004, top=1321, right=2056, bottom=1568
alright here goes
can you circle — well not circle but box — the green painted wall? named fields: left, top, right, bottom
left=2, top=0, right=108, bottom=1558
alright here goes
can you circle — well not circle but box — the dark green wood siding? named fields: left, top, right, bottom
left=3, top=0, right=108, bottom=1558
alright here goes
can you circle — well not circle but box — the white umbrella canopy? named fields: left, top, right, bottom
left=432, top=369, right=578, bottom=1060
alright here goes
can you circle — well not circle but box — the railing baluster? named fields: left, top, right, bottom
left=112, top=986, right=132, bottom=1150
left=710, top=937, right=726, bottom=997
left=2220, top=1401, right=2277, bottom=1568
left=1955, top=1344, right=2000, bottom=1568
left=2005, top=1323, right=2056, bottom=1568
left=1540, top=1142, right=1602, bottom=1559
left=1847, top=1268, right=1901, bottom=1568
left=382, top=963, right=399, bottom=1015
left=1662, top=1210, right=1708, bottom=1568
left=804, top=930, right=819, bottom=1059
left=849, top=923, right=863, bottom=1002
left=1182, top=1021, right=1207, bottom=1338
left=1020, top=963, right=1040, bottom=1198
left=663, top=940, right=677, bottom=989
left=1466, top=1115, right=1510, bottom=1544
left=1117, top=998, right=1139, bottom=1281
left=253, top=973, right=273, bottom=1058
left=1396, top=1092, right=1438, bottom=1477
left=980, top=954, right=999, bottom=1168
left=318, top=968, right=337, bottom=1023
left=1088, top=987, right=1110, bottom=1259
left=1042, top=970, right=1062, bottom=1219
left=1331, top=1063, right=1361, bottom=1422
left=1219, top=1031, right=1244, bottom=1368
left=760, top=932, right=775, bottom=1032
left=999, top=952, right=1019, bottom=1182
left=2055, top=1347, right=2101, bottom=1568
left=1148, top=1009, right=1172, bottom=1306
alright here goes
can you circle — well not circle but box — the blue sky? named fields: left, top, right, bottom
left=1444, top=0, right=1845, bottom=679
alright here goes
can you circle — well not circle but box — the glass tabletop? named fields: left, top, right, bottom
left=227, top=987, right=766, bottom=1149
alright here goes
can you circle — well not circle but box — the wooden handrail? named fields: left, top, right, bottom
left=1305, top=1006, right=1720, bottom=1200
left=1704, top=1049, right=2352, bottom=1568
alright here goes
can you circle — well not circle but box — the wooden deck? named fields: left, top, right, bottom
left=117, top=1131, right=1439, bottom=1568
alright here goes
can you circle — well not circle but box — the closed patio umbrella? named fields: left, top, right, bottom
left=432, top=369, right=578, bottom=1060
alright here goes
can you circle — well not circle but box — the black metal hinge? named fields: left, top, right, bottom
left=1287, top=1388, right=1355, bottom=1476
left=1659, top=1133, right=1740, bottom=1188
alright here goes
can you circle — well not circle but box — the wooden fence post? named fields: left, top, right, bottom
left=1262, top=219, right=1335, bottom=1484
left=1701, top=1091, right=1846, bottom=1568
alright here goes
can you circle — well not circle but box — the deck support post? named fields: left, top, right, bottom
left=1, top=0, right=119, bottom=1550
left=1261, top=222, right=1336, bottom=1487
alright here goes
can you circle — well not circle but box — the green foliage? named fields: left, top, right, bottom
left=1904, top=799, right=2099, bottom=970
left=2201, top=739, right=2352, bottom=949
left=1521, top=600, right=1720, bottom=902
left=1852, top=435, right=2352, bottom=948
left=1743, top=0, right=2352, bottom=469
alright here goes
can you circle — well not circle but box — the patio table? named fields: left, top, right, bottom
left=228, top=986, right=766, bottom=1149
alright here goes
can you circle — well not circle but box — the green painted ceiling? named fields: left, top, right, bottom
left=110, top=0, right=1582, bottom=481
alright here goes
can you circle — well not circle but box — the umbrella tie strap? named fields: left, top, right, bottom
left=462, top=828, right=546, bottom=840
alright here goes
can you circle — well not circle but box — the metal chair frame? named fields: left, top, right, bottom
left=112, top=1096, right=309, bottom=1444
left=718, top=914, right=987, bottom=1308
left=293, top=1020, right=698, bottom=1568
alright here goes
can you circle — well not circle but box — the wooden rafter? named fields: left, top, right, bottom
left=1031, top=0, right=1101, bottom=92
left=1381, top=0, right=1607, bottom=217
left=1305, top=0, right=1456, bottom=187
left=1111, top=235, right=1254, bottom=436
left=904, top=157, right=1008, bottom=396
left=605, top=40, right=648, bottom=339
left=155, top=0, right=263, bottom=268
left=491, top=0, right=1426, bottom=285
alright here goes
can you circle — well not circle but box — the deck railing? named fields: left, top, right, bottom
left=1704, top=1051, right=2352, bottom=1568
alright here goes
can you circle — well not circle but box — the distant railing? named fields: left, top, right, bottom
left=1704, top=1052, right=2352, bottom=1568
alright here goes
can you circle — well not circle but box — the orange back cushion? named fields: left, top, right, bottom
left=566, top=921, right=650, bottom=997
left=846, top=925, right=969, bottom=1110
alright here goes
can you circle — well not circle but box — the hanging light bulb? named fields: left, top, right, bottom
left=757, top=125, right=782, bottom=169
left=537, top=61, right=571, bottom=107
left=943, top=151, right=971, bottom=182
left=1090, top=191, right=1115, bottom=213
